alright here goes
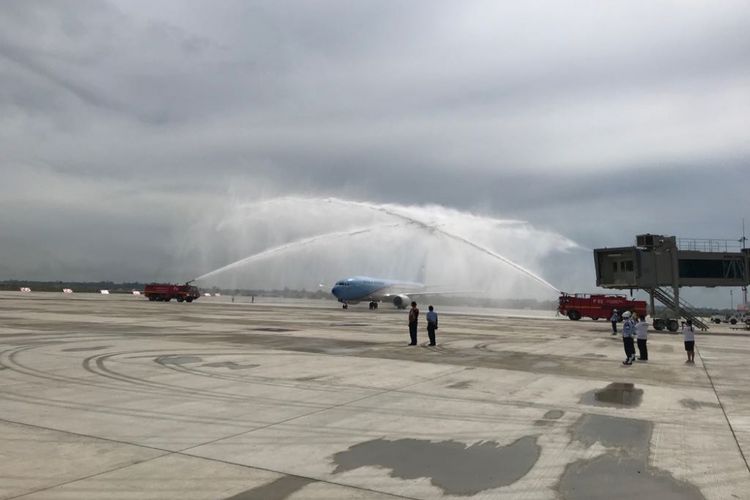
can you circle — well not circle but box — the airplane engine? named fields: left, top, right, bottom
left=392, top=294, right=411, bottom=309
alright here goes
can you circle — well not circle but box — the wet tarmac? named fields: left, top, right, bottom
left=580, top=382, right=644, bottom=408
left=332, top=436, right=541, bottom=496
left=1, top=292, right=749, bottom=499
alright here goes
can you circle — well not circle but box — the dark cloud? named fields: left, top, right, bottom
left=0, top=0, right=748, bottom=306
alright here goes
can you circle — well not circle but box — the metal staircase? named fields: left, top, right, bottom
left=651, top=287, right=709, bottom=331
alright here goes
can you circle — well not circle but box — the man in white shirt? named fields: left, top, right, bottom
left=635, top=314, right=649, bottom=361
left=682, top=319, right=696, bottom=363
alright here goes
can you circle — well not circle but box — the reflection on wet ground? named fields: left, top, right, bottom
left=580, top=382, right=643, bottom=408
left=224, top=476, right=315, bottom=500
left=332, top=436, right=541, bottom=496
left=559, top=414, right=704, bottom=500
left=680, top=398, right=721, bottom=410
left=155, top=355, right=203, bottom=365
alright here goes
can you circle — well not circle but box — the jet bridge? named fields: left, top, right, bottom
left=594, top=234, right=750, bottom=330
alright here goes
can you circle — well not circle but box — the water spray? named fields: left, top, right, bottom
left=194, top=222, right=406, bottom=282
left=322, top=198, right=561, bottom=293
left=197, top=196, right=565, bottom=294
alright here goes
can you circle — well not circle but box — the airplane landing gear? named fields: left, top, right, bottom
left=369, top=301, right=378, bottom=310
left=342, top=303, right=348, bottom=309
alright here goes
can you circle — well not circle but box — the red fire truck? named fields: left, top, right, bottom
left=143, top=283, right=201, bottom=303
left=558, top=293, right=647, bottom=321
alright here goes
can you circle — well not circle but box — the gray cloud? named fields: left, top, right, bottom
left=0, top=0, right=748, bottom=306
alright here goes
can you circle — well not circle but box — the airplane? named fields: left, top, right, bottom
left=330, top=275, right=455, bottom=310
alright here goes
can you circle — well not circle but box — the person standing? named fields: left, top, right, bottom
left=426, top=305, right=438, bottom=346
left=408, top=301, right=420, bottom=346
left=635, top=314, right=649, bottom=361
left=621, top=311, right=636, bottom=365
left=682, top=319, right=696, bottom=363
left=610, top=309, right=619, bottom=335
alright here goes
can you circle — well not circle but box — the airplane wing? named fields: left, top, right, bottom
left=377, top=288, right=478, bottom=301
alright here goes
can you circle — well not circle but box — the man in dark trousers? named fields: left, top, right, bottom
left=610, top=309, right=619, bottom=335
left=635, top=313, right=649, bottom=361
left=426, top=305, right=438, bottom=346
left=408, top=301, right=419, bottom=345
left=621, top=311, right=636, bottom=365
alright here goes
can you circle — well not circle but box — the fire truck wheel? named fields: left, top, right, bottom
left=186, top=298, right=193, bottom=303
left=591, top=317, right=599, bottom=321
left=177, top=297, right=184, bottom=303
left=567, top=310, right=581, bottom=321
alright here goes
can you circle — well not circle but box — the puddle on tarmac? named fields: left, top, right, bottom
left=580, top=382, right=643, bottom=408
left=201, top=361, right=259, bottom=370
left=572, top=414, right=652, bottom=455
left=155, top=355, right=203, bottom=365
left=544, top=410, right=564, bottom=419
left=446, top=381, right=472, bottom=389
left=62, top=345, right=111, bottom=352
left=559, top=454, right=705, bottom=499
left=561, top=414, right=704, bottom=499
left=331, top=436, right=540, bottom=496
left=535, top=410, right=565, bottom=426
left=680, top=398, right=721, bottom=410
left=224, top=476, right=315, bottom=500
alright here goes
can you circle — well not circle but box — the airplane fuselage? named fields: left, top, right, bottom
left=330, top=276, right=423, bottom=308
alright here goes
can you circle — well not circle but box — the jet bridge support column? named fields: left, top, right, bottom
left=670, top=245, right=680, bottom=318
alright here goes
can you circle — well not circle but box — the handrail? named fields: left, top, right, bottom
left=652, top=287, right=709, bottom=331
left=677, top=238, right=744, bottom=252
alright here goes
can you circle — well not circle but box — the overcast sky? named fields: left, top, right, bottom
left=1, top=1, right=748, bottom=305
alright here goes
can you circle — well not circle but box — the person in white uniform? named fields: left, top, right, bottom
left=635, top=314, right=649, bottom=361
left=621, top=311, right=636, bottom=365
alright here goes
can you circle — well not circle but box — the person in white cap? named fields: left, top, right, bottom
left=621, top=311, right=636, bottom=365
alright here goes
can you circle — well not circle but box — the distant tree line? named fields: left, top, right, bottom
left=0, top=280, right=146, bottom=294
left=0, top=280, right=738, bottom=315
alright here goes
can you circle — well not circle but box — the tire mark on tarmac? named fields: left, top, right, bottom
left=1, top=346, right=335, bottom=422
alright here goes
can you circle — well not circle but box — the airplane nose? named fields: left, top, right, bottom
left=331, top=286, right=339, bottom=297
